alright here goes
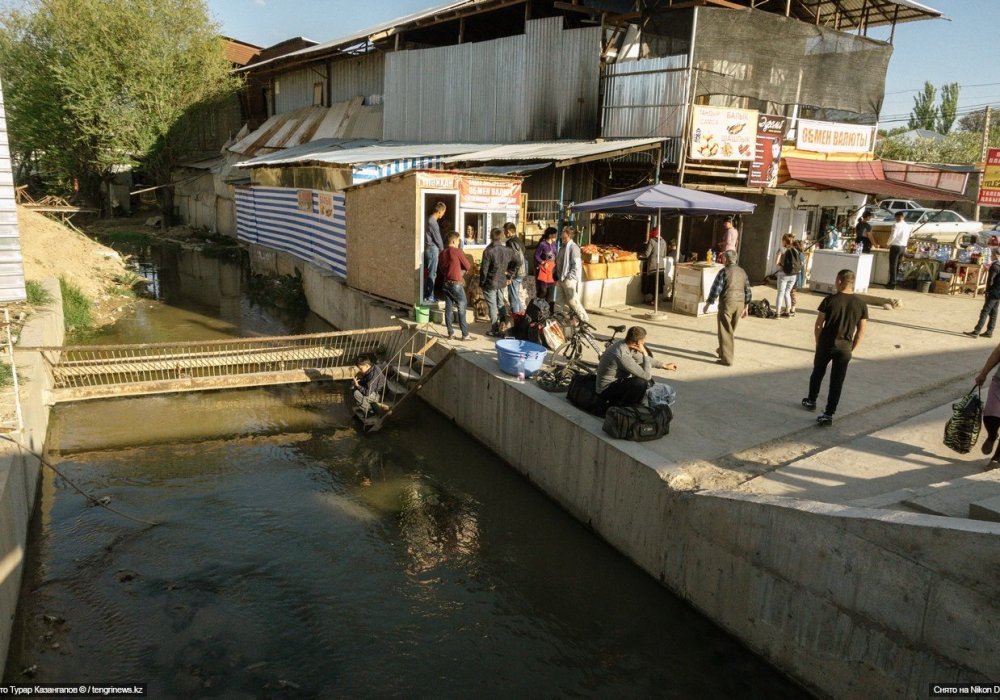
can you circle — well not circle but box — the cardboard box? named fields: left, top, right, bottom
left=606, top=259, right=640, bottom=278
left=583, top=263, right=607, bottom=280
left=932, top=280, right=951, bottom=294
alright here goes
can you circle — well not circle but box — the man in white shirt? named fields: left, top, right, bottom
left=886, top=211, right=911, bottom=290
left=722, top=218, right=739, bottom=254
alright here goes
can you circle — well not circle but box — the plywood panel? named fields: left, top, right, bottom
left=346, top=176, right=419, bottom=305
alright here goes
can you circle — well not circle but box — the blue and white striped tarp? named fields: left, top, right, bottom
left=351, top=157, right=445, bottom=184
left=235, top=186, right=347, bottom=278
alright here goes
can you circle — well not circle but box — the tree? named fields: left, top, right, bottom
left=0, top=0, right=240, bottom=219
left=908, top=81, right=937, bottom=131
left=936, top=82, right=960, bottom=134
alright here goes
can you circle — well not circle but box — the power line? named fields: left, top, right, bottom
left=884, top=81, right=1000, bottom=96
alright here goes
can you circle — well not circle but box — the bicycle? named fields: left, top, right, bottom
left=533, top=313, right=627, bottom=392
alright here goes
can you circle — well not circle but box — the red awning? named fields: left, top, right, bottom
left=783, top=158, right=966, bottom=201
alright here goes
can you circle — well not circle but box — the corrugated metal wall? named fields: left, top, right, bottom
left=274, top=54, right=386, bottom=115
left=274, top=66, right=323, bottom=114
left=384, top=18, right=601, bottom=142
left=0, top=78, right=26, bottom=303
left=601, top=55, right=689, bottom=138
left=329, top=53, right=385, bottom=104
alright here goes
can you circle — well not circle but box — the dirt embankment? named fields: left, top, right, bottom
left=17, top=207, right=133, bottom=326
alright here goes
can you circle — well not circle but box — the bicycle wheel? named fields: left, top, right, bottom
left=533, top=369, right=569, bottom=393
left=534, top=366, right=574, bottom=393
left=548, top=340, right=582, bottom=367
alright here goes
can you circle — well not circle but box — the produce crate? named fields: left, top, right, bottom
left=583, top=263, right=607, bottom=280
left=931, top=281, right=951, bottom=294
left=606, top=260, right=640, bottom=278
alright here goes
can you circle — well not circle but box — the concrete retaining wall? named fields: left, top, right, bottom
left=418, top=350, right=1000, bottom=698
left=0, top=279, right=63, bottom=677
left=251, top=251, right=1000, bottom=697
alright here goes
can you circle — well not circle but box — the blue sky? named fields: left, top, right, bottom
left=208, top=0, right=1000, bottom=130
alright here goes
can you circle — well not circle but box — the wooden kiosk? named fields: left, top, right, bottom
left=345, top=170, right=525, bottom=306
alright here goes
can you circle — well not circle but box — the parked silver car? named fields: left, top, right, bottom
left=871, top=208, right=984, bottom=245
left=875, top=198, right=923, bottom=212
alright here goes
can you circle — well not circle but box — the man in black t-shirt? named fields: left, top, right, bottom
left=801, top=269, right=869, bottom=426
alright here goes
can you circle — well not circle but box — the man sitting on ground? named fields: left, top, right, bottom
left=596, top=326, right=677, bottom=407
left=352, top=357, right=386, bottom=415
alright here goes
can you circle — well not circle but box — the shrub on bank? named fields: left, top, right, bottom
left=26, top=280, right=53, bottom=306
left=59, top=277, right=93, bottom=336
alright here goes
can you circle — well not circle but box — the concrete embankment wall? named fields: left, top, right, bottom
left=258, top=251, right=1000, bottom=697
left=0, top=279, right=63, bottom=677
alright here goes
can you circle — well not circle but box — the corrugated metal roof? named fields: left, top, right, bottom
left=236, top=0, right=482, bottom=73
left=441, top=138, right=664, bottom=165
left=0, top=77, right=26, bottom=303
left=237, top=141, right=493, bottom=168
left=783, top=157, right=965, bottom=201
left=228, top=99, right=384, bottom=157
left=236, top=137, right=665, bottom=169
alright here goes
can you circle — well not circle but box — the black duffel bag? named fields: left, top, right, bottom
left=567, top=372, right=608, bottom=417
left=602, top=404, right=672, bottom=441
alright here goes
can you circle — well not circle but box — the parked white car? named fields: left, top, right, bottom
left=871, top=208, right=984, bottom=245
left=875, top=199, right=923, bottom=212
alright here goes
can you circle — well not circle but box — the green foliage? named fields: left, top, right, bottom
left=908, top=82, right=937, bottom=131
left=25, top=280, right=53, bottom=305
left=0, top=0, right=241, bottom=206
left=102, top=230, right=153, bottom=245
left=875, top=131, right=982, bottom=164
left=937, top=83, right=960, bottom=134
left=59, top=277, right=93, bottom=335
left=0, top=362, right=12, bottom=388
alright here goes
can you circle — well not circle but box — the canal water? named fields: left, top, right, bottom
left=4, top=244, right=808, bottom=698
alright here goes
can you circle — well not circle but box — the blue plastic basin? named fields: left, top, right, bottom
left=495, top=339, right=548, bottom=377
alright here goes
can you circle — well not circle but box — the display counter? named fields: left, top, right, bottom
left=581, top=259, right=641, bottom=309
left=809, top=250, right=873, bottom=294
left=673, top=263, right=721, bottom=316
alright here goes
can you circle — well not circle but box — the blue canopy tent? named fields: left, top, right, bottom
left=572, top=183, right=756, bottom=314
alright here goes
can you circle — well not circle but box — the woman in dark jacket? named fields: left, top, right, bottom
left=534, top=227, right=558, bottom=302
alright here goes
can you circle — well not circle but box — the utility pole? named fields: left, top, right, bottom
left=974, top=106, right=992, bottom=222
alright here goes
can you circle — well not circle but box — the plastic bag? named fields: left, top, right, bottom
left=645, top=382, right=676, bottom=409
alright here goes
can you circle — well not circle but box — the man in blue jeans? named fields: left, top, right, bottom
left=438, top=232, right=474, bottom=340
left=424, top=202, right=446, bottom=302
left=503, top=221, right=525, bottom=313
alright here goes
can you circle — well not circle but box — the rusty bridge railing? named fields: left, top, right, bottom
left=28, top=325, right=409, bottom=390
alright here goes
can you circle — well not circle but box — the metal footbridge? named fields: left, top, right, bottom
left=27, top=325, right=454, bottom=429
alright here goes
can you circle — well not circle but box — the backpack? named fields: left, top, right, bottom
left=602, top=404, right=672, bottom=442
left=526, top=297, right=551, bottom=323
left=748, top=299, right=776, bottom=319
left=567, top=372, right=608, bottom=417
left=782, top=248, right=803, bottom=275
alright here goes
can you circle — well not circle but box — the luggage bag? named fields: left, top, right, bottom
left=602, top=404, right=672, bottom=441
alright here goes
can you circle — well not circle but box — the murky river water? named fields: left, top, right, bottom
left=5, top=244, right=808, bottom=698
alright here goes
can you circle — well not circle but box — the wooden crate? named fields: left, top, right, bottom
left=931, top=281, right=951, bottom=294
left=606, top=259, right=640, bottom=278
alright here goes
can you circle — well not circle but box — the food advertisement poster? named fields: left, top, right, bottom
left=318, top=192, right=334, bottom=218
left=689, top=106, right=758, bottom=161
left=979, top=148, right=1000, bottom=206
left=297, top=189, right=312, bottom=212
left=747, top=114, right=787, bottom=187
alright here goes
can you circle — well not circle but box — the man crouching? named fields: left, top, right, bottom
left=596, top=326, right=676, bottom=407
left=352, top=357, right=387, bottom=416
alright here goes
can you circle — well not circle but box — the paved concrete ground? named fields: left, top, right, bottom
left=433, top=283, right=1000, bottom=521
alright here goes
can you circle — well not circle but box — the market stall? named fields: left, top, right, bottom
left=345, top=169, right=524, bottom=306
left=578, top=244, right=641, bottom=308
left=572, top=183, right=755, bottom=317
